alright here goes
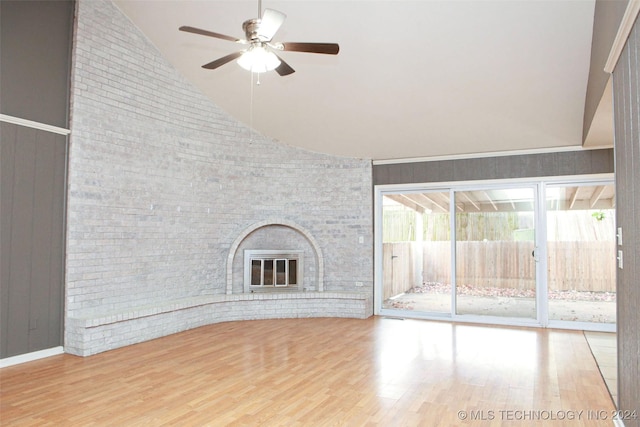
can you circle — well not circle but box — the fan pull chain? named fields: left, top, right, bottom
left=249, top=71, right=255, bottom=143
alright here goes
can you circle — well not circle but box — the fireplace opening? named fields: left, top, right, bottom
left=244, top=250, right=304, bottom=292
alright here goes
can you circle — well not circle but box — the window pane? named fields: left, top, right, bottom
left=455, top=188, right=536, bottom=319
left=251, top=260, right=262, bottom=286
left=264, top=260, right=274, bottom=286
left=381, top=192, right=451, bottom=314
left=289, top=260, right=297, bottom=285
left=546, top=184, right=616, bottom=323
left=275, top=259, right=286, bottom=286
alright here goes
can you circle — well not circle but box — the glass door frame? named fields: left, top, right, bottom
left=451, top=182, right=541, bottom=327
left=543, top=178, right=616, bottom=332
left=376, top=187, right=455, bottom=319
left=374, top=174, right=615, bottom=332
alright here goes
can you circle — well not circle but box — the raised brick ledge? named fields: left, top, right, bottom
left=68, top=292, right=372, bottom=329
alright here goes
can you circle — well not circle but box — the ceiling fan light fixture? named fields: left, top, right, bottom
left=237, top=45, right=281, bottom=73
left=180, top=7, right=339, bottom=76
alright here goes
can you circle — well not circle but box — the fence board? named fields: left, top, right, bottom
left=382, top=242, right=420, bottom=300
left=383, top=241, right=616, bottom=296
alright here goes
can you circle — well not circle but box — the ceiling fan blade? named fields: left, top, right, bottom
left=258, top=9, right=286, bottom=41
left=279, top=42, right=339, bottom=55
left=202, top=51, right=243, bottom=69
left=274, top=55, right=295, bottom=76
left=179, top=26, right=245, bottom=43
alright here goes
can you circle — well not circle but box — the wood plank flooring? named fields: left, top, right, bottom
left=0, top=317, right=617, bottom=426
left=584, top=332, right=617, bottom=405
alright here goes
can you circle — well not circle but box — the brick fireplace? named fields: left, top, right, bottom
left=227, top=219, right=324, bottom=294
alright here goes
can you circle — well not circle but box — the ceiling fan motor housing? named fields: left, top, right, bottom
left=243, top=19, right=265, bottom=42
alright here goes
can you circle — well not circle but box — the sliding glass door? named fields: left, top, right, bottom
left=376, top=177, right=616, bottom=331
left=545, top=183, right=616, bottom=325
left=454, top=187, right=537, bottom=320
left=381, top=192, right=452, bottom=315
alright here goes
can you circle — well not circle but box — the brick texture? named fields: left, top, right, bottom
left=66, top=0, right=373, bottom=355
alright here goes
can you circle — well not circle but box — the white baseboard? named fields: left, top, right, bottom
left=0, top=347, right=64, bottom=368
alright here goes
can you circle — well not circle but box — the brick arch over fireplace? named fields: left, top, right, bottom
left=226, top=220, right=325, bottom=294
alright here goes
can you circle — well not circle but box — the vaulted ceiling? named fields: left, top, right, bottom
left=113, top=0, right=627, bottom=161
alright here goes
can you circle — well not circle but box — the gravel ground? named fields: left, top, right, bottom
left=405, top=282, right=616, bottom=302
left=385, top=282, right=616, bottom=323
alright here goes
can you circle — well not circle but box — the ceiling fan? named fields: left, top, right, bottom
left=179, top=5, right=339, bottom=76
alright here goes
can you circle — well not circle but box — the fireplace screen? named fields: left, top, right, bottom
left=244, top=250, right=303, bottom=292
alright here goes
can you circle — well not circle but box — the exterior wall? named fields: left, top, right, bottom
left=611, top=13, right=640, bottom=426
left=66, top=0, right=373, bottom=355
left=373, top=149, right=614, bottom=186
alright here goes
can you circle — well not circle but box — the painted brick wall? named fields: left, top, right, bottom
left=231, top=225, right=317, bottom=293
left=65, top=293, right=373, bottom=356
left=66, top=0, right=372, bottom=350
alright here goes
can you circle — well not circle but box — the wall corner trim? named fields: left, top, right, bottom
left=604, top=0, right=640, bottom=73
left=0, top=114, right=71, bottom=135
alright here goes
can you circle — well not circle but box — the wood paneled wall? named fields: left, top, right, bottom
left=373, top=149, right=614, bottom=186
left=612, top=13, right=640, bottom=427
left=0, top=124, right=67, bottom=358
left=0, top=0, right=73, bottom=359
left=0, top=1, right=74, bottom=128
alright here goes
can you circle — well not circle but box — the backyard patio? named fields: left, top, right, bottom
left=385, top=282, right=616, bottom=323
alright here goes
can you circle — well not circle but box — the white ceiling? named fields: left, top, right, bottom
left=113, top=0, right=605, bottom=161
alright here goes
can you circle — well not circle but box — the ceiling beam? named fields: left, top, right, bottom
left=404, top=194, right=434, bottom=212
left=460, top=192, right=481, bottom=211
left=435, top=192, right=464, bottom=212
left=386, top=194, right=424, bottom=213
left=410, top=193, right=448, bottom=213
left=590, top=185, right=606, bottom=208
left=568, top=187, right=579, bottom=210
left=482, top=191, right=498, bottom=211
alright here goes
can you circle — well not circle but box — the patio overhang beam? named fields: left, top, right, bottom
left=410, top=194, right=448, bottom=213
left=461, top=192, right=481, bottom=211
left=482, top=191, right=499, bottom=211
left=568, top=188, right=579, bottom=210
left=590, top=186, right=606, bottom=209
left=386, top=194, right=426, bottom=213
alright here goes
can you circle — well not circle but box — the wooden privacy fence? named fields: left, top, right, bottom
left=455, top=241, right=536, bottom=290
left=546, top=241, right=616, bottom=292
left=383, top=242, right=421, bottom=301
left=383, top=241, right=616, bottom=299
